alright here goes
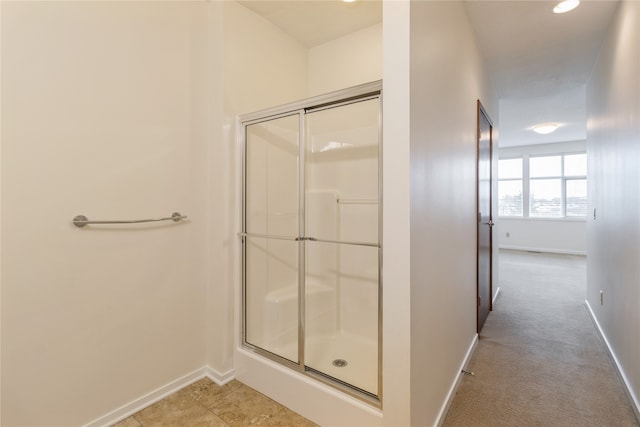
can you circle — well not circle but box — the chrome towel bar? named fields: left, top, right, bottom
left=72, top=212, right=187, bottom=228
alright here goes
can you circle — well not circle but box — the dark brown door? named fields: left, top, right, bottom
left=477, top=100, right=493, bottom=333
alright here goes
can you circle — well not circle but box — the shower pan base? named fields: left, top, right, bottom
left=235, top=347, right=383, bottom=426
left=305, top=332, right=378, bottom=396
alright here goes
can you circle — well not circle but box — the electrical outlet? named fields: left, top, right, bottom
left=600, top=290, right=604, bottom=305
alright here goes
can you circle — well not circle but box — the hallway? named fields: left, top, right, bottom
left=443, top=250, right=639, bottom=426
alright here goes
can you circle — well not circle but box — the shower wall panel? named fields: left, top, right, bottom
left=305, top=192, right=339, bottom=338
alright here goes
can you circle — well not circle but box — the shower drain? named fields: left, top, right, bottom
left=332, top=359, right=348, bottom=368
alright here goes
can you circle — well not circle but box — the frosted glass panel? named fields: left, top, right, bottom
left=246, top=115, right=299, bottom=237
left=245, top=114, right=299, bottom=363
left=245, top=237, right=298, bottom=363
left=305, top=99, right=379, bottom=245
left=305, top=242, right=379, bottom=395
left=304, top=98, right=380, bottom=396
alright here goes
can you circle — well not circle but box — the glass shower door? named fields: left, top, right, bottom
left=304, top=98, right=380, bottom=396
left=244, top=114, right=300, bottom=364
left=241, top=82, right=382, bottom=403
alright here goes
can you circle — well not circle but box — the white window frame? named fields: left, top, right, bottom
left=498, top=151, right=587, bottom=220
left=498, top=156, right=524, bottom=217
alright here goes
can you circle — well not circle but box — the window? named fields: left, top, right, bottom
left=564, top=153, right=587, bottom=217
left=498, top=152, right=587, bottom=219
left=498, top=158, right=523, bottom=216
left=530, top=156, right=562, bottom=217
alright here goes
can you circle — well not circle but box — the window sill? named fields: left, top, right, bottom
left=498, top=216, right=587, bottom=222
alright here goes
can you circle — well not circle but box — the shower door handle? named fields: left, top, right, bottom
left=238, top=232, right=299, bottom=242
left=304, top=236, right=380, bottom=248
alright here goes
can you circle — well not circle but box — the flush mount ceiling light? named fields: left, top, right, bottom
left=531, top=123, right=561, bottom=134
left=553, top=0, right=580, bottom=14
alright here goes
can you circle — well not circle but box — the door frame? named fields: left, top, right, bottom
left=476, top=100, right=494, bottom=333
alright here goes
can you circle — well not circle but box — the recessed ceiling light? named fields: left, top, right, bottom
left=553, top=0, right=580, bottom=14
left=343, top=0, right=357, bottom=3
left=531, top=123, right=561, bottom=134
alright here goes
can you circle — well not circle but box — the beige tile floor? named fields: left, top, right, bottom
left=112, top=378, right=319, bottom=427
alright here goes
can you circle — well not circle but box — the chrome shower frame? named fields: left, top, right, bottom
left=239, top=80, right=383, bottom=407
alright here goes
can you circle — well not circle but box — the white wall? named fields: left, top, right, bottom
left=499, top=218, right=586, bottom=254
left=409, top=2, right=492, bottom=425
left=1, top=2, right=217, bottom=425
left=308, top=23, right=382, bottom=96
left=381, top=2, right=412, bottom=425
left=223, top=1, right=309, bottom=116
left=200, top=0, right=232, bottom=382
left=0, top=1, right=3, bottom=421
left=586, top=0, right=640, bottom=417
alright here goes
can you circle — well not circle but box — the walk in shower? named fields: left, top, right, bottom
left=240, top=81, right=382, bottom=403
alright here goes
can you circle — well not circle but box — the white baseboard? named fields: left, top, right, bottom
left=492, top=286, right=501, bottom=307
left=83, top=366, right=235, bottom=427
left=204, top=365, right=235, bottom=386
left=435, top=333, right=479, bottom=427
left=584, top=300, right=640, bottom=422
left=499, top=245, right=586, bottom=256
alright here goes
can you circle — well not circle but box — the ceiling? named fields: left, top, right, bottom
left=237, top=0, right=618, bottom=147
left=465, top=0, right=618, bottom=146
left=237, top=1, right=382, bottom=48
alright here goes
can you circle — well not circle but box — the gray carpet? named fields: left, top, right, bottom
left=443, top=250, right=639, bottom=427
